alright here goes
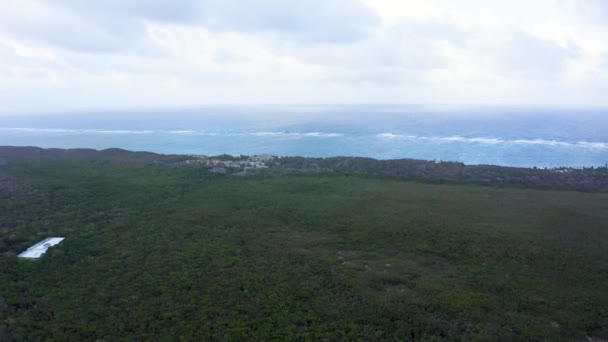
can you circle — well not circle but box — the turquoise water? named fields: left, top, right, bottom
left=0, top=105, right=606, bottom=167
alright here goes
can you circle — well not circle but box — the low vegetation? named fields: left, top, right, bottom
left=0, top=149, right=607, bottom=340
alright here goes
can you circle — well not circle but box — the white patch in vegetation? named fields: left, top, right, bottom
left=18, top=237, right=65, bottom=259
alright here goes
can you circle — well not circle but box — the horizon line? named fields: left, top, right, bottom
left=2, top=102, right=608, bottom=116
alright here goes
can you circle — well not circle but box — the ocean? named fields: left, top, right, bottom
left=0, top=105, right=606, bottom=168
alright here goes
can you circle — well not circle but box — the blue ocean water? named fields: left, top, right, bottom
left=0, top=105, right=606, bottom=168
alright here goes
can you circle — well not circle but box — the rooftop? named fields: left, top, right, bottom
left=18, top=237, right=65, bottom=259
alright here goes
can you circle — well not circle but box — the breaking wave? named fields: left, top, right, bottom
left=250, top=131, right=343, bottom=138
left=377, top=133, right=608, bottom=150
left=168, top=130, right=343, bottom=137
left=1, top=127, right=154, bottom=134
left=3, top=127, right=605, bottom=150
left=1, top=127, right=344, bottom=138
left=168, top=130, right=220, bottom=136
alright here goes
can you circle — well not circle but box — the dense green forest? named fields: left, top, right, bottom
left=1, top=158, right=607, bottom=340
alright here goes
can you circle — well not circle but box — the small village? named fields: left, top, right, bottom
left=181, top=154, right=276, bottom=174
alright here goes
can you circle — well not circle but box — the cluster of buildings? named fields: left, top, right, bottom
left=181, top=154, right=275, bottom=174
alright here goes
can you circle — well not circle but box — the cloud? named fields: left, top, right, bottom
left=0, top=0, right=379, bottom=56
left=281, top=26, right=443, bottom=69
left=198, top=0, right=380, bottom=43
left=58, top=0, right=203, bottom=23
left=1, top=0, right=608, bottom=112
left=569, top=0, right=608, bottom=25
left=496, top=32, right=579, bottom=77
left=0, top=0, right=152, bottom=53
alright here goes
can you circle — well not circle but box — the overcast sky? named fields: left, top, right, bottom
left=1, top=0, right=608, bottom=113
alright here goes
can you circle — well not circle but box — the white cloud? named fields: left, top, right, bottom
left=198, top=0, right=380, bottom=43
left=0, top=0, right=607, bottom=113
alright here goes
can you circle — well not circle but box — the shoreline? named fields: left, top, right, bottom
left=1, top=145, right=607, bottom=193
left=0, top=144, right=606, bottom=169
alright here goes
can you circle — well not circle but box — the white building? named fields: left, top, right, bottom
left=18, top=237, right=65, bottom=259
left=251, top=154, right=274, bottom=162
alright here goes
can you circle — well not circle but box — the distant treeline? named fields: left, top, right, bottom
left=1, top=146, right=606, bottom=192
left=269, top=157, right=608, bottom=192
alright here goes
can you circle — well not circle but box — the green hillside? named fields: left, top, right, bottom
left=1, top=159, right=607, bottom=340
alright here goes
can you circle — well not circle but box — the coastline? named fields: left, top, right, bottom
left=1, top=145, right=607, bottom=193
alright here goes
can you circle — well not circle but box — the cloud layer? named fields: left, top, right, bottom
left=1, top=0, right=607, bottom=112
